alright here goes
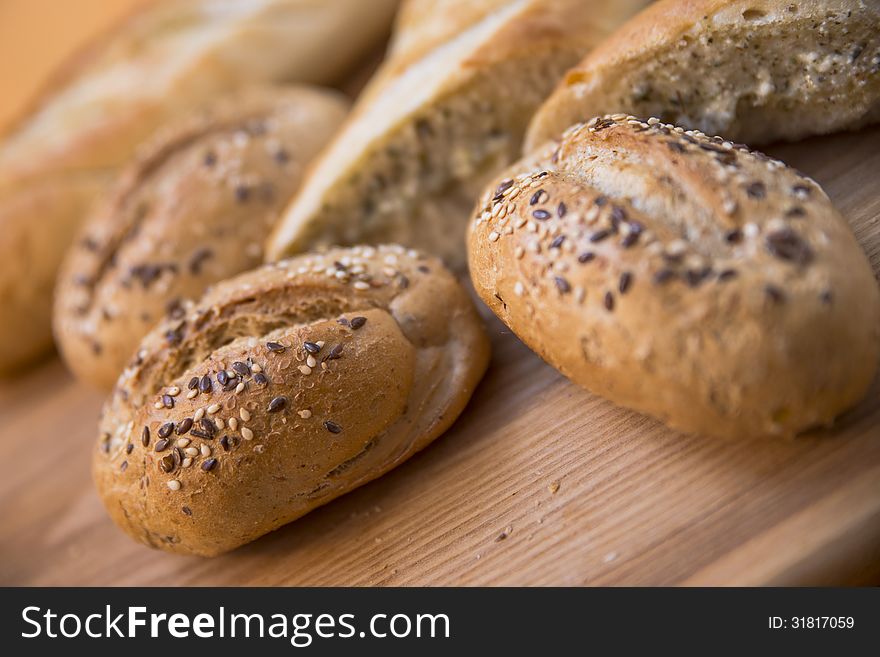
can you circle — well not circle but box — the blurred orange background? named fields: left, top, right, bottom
left=0, top=0, right=144, bottom=130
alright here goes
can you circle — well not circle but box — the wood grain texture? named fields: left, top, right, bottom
left=0, top=127, right=878, bottom=586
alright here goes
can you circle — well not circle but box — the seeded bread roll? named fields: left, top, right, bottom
left=54, top=86, right=349, bottom=390
left=267, top=0, right=651, bottom=268
left=93, top=245, right=490, bottom=556
left=469, top=115, right=880, bottom=439
left=526, top=0, right=880, bottom=151
left=0, top=0, right=401, bottom=374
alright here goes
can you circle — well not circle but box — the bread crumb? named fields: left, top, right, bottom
left=548, top=480, right=560, bottom=494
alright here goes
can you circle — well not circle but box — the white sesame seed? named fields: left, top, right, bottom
left=240, top=408, right=251, bottom=422
left=321, top=362, right=328, bottom=371
left=306, top=355, right=317, bottom=368
left=241, top=427, right=254, bottom=441
left=298, top=409, right=312, bottom=419
left=194, top=408, right=205, bottom=422
left=153, top=401, right=164, bottom=410
left=488, top=231, right=500, bottom=242
left=353, top=281, right=370, bottom=291
left=166, top=386, right=181, bottom=396
left=235, top=382, right=245, bottom=394
left=514, top=282, right=525, bottom=297
left=184, top=447, right=199, bottom=458
left=200, top=444, right=211, bottom=457
left=182, top=458, right=193, bottom=468
left=215, top=418, right=225, bottom=430
left=176, top=438, right=191, bottom=448
left=229, top=417, right=239, bottom=431
left=316, top=341, right=325, bottom=348
left=207, top=403, right=221, bottom=414
left=167, top=480, right=181, bottom=491
left=299, top=365, right=312, bottom=375
left=250, top=363, right=262, bottom=373
left=186, top=389, right=198, bottom=400
left=514, top=246, right=525, bottom=260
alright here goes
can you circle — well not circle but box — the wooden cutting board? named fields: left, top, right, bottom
left=0, top=125, right=878, bottom=586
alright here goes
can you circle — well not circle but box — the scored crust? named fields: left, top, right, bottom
left=469, top=114, right=880, bottom=439
left=54, top=86, right=349, bottom=389
left=93, top=245, right=490, bottom=556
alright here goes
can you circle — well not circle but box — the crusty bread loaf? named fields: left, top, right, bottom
left=267, top=0, right=651, bottom=268
left=469, top=114, right=880, bottom=439
left=54, top=86, right=348, bottom=390
left=93, top=245, right=490, bottom=556
left=526, top=0, right=880, bottom=151
left=0, top=0, right=400, bottom=374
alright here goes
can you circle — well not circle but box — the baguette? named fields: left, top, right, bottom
left=469, top=115, right=880, bottom=439
left=267, top=0, right=651, bottom=268
left=0, top=0, right=400, bottom=373
left=93, top=245, right=490, bottom=556
left=54, top=86, right=348, bottom=389
left=526, top=0, right=880, bottom=151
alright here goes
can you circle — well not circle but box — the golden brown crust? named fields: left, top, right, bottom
left=267, top=0, right=651, bottom=268
left=469, top=115, right=880, bottom=439
left=0, top=0, right=400, bottom=374
left=526, top=0, right=880, bottom=150
left=93, top=245, right=490, bottom=556
left=54, top=86, right=348, bottom=389
left=0, top=172, right=110, bottom=374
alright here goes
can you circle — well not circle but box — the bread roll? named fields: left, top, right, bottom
left=0, top=0, right=401, bottom=373
left=93, top=245, right=490, bottom=556
left=526, top=0, right=880, bottom=151
left=469, top=115, right=880, bottom=439
left=267, top=0, right=651, bottom=268
left=54, top=86, right=348, bottom=390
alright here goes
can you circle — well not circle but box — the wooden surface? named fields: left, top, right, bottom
left=1, top=125, right=879, bottom=585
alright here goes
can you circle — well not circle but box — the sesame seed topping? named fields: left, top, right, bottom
left=253, top=373, right=268, bottom=386
left=488, top=231, right=500, bottom=242
left=604, top=292, right=615, bottom=311
left=183, top=447, right=198, bottom=458
left=241, top=427, right=254, bottom=441
left=194, top=408, right=205, bottom=422
left=186, top=389, right=198, bottom=399
left=619, top=272, right=633, bottom=294
left=199, top=418, right=216, bottom=436
left=554, top=277, right=571, bottom=294
left=235, top=382, right=246, bottom=394
left=324, top=421, right=343, bottom=434
left=162, top=397, right=174, bottom=411
left=353, top=281, right=371, bottom=290
left=167, top=480, right=181, bottom=491
left=266, top=341, right=286, bottom=353
left=766, top=228, right=813, bottom=265
left=232, top=361, right=251, bottom=377
left=303, top=341, right=321, bottom=354
left=187, top=377, right=199, bottom=390
left=557, top=202, right=567, bottom=218
left=268, top=396, right=287, bottom=413
left=578, top=252, right=596, bottom=264
left=240, top=408, right=251, bottom=422
left=166, top=386, right=180, bottom=397
left=207, top=403, right=221, bottom=415
left=532, top=209, right=551, bottom=221
left=298, top=409, right=312, bottom=419
left=298, top=365, right=312, bottom=375
left=549, top=235, right=565, bottom=249
left=141, top=426, right=150, bottom=447
left=217, top=370, right=229, bottom=386
left=530, top=189, right=548, bottom=205
left=350, top=316, right=367, bottom=330
left=202, top=458, right=218, bottom=472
